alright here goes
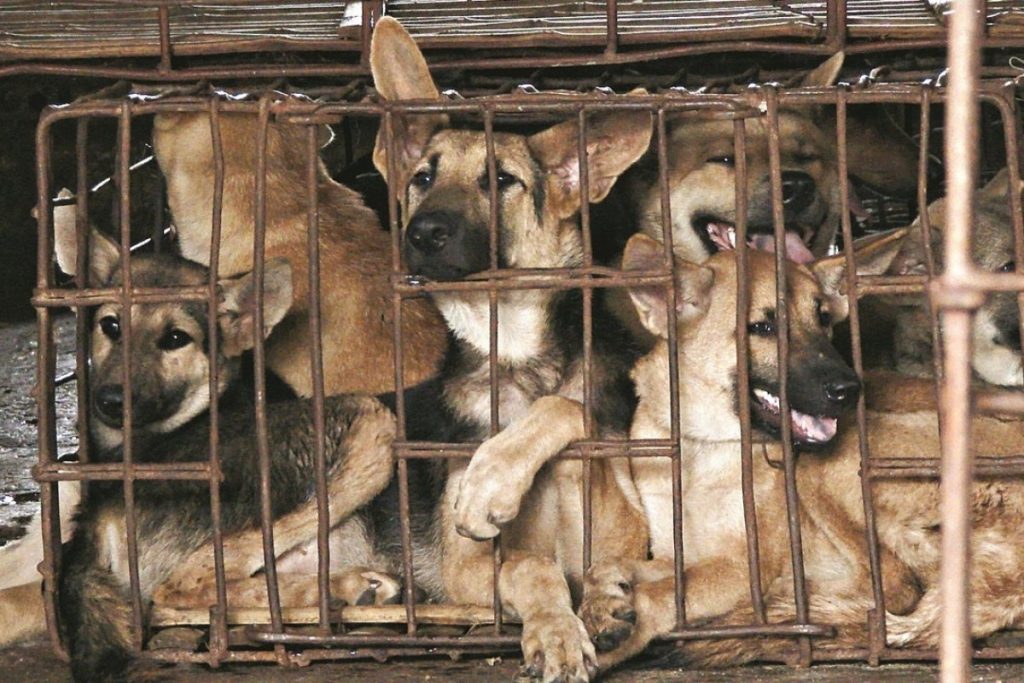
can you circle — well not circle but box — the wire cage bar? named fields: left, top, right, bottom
left=22, top=15, right=1024, bottom=682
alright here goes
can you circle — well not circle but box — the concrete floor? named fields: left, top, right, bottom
left=3, top=315, right=1024, bottom=681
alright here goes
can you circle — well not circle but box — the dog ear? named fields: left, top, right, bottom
left=528, top=109, right=653, bottom=219
left=47, top=188, right=121, bottom=285
left=843, top=107, right=922, bottom=197
left=980, top=167, right=1024, bottom=203
left=218, top=258, right=293, bottom=358
left=801, top=52, right=844, bottom=88
left=622, top=233, right=714, bottom=338
left=811, top=228, right=907, bottom=321
left=370, top=17, right=449, bottom=183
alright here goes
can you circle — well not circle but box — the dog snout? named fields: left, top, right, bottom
left=780, top=171, right=816, bottom=215
left=407, top=211, right=459, bottom=255
left=823, top=376, right=860, bottom=407
left=95, top=384, right=124, bottom=425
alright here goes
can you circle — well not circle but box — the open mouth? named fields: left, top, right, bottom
left=750, top=386, right=838, bottom=446
left=695, top=216, right=816, bottom=265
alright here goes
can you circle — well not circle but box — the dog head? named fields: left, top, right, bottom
left=631, top=54, right=920, bottom=267
left=623, top=230, right=904, bottom=446
left=52, top=193, right=292, bottom=449
left=370, top=17, right=652, bottom=282
left=889, top=169, right=1024, bottom=386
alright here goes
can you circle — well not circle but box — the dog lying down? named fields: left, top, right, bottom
left=579, top=232, right=1024, bottom=671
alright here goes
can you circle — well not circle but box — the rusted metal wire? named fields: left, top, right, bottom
left=30, top=73, right=1024, bottom=677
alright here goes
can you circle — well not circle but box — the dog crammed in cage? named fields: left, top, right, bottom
left=152, top=107, right=447, bottom=397
left=0, top=101, right=451, bottom=649
left=578, top=232, right=1024, bottom=671
left=45, top=225, right=407, bottom=682
left=872, top=168, right=1024, bottom=386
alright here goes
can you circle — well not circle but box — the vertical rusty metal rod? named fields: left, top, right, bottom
left=252, top=97, right=286, bottom=646
left=765, top=87, right=812, bottom=664
left=205, top=98, right=229, bottom=662
left=35, top=114, right=67, bottom=659
left=116, top=101, right=146, bottom=652
left=732, top=115, right=766, bottom=623
left=604, top=0, right=619, bottom=57
left=577, top=108, right=595, bottom=571
left=74, top=119, right=91, bottom=465
left=482, top=106, right=504, bottom=633
left=157, top=6, right=172, bottom=72
left=918, top=87, right=945, bottom=389
left=656, top=108, right=686, bottom=628
left=305, top=123, right=332, bottom=630
left=383, top=108, right=419, bottom=635
left=939, top=0, right=983, bottom=678
left=837, top=88, right=887, bottom=663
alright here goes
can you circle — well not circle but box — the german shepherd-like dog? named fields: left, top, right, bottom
left=877, top=169, right=1023, bottom=386
left=153, top=107, right=447, bottom=397
left=41, top=226, right=405, bottom=682
left=361, top=17, right=653, bottom=681
left=578, top=233, right=1024, bottom=670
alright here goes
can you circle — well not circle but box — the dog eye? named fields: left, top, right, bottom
left=158, top=329, right=193, bottom=351
left=747, top=320, right=776, bottom=337
left=478, top=171, right=519, bottom=191
left=410, top=170, right=434, bottom=190
left=706, top=156, right=735, bottom=167
left=98, top=315, right=121, bottom=341
left=794, top=152, right=820, bottom=164
left=1000, top=260, right=1016, bottom=273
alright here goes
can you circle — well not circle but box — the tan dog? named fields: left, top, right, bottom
left=879, top=169, right=1024, bottom=386
left=369, top=17, right=654, bottom=682
left=580, top=233, right=1024, bottom=669
left=153, top=109, right=447, bottom=396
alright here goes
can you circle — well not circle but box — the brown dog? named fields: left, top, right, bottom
left=153, top=109, right=447, bottom=396
left=580, top=233, right=1024, bottom=669
left=369, top=17, right=654, bottom=682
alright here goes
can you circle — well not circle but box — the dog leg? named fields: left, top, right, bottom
left=158, top=567, right=403, bottom=609
left=579, top=557, right=673, bottom=653
left=0, top=582, right=46, bottom=645
left=454, top=396, right=585, bottom=540
left=154, top=399, right=395, bottom=604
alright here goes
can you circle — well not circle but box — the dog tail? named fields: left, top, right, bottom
left=645, top=595, right=875, bottom=669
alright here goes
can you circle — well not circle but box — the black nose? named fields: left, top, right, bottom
left=95, top=385, right=124, bottom=423
left=780, top=171, right=816, bottom=215
left=406, top=212, right=458, bottom=255
left=823, top=377, right=860, bottom=406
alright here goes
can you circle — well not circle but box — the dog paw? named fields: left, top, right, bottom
left=518, top=611, right=597, bottom=683
left=579, top=563, right=637, bottom=653
left=453, top=441, right=530, bottom=540
left=331, top=569, right=403, bottom=606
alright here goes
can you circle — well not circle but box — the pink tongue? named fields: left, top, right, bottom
left=790, top=411, right=837, bottom=443
left=748, top=232, right=815, bottom=264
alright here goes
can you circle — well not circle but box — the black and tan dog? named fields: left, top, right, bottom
left=578, top=233, right=1024, bottom=670
left=362, top=17, right=654, bottom=681
left=43, top=226, right=404, bottom=682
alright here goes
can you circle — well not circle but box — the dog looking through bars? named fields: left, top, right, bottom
left=579, top=232, right=1024, bottom=670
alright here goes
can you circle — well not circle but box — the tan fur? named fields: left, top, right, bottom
left=582, top=236, right=1024, bottom=669
left=371, top=17, right=652, bottom=681
left=153, top=110, right=447, bottom=396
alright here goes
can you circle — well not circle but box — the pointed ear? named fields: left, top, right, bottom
left=528, top=108, right=653, bottom=219
left=622, top=233, right=714, bottom=338
left=811, top=228, right=907, bottom=322
left=218, top=258, right=293, bottom=358
left=843, top=108, right=921, bottom=197
left=801, top=52, right=844, bottom=88
left=979, top=167, right=1024, bottom=202
left=370, top=17, right=448, bottom=183
left=47, top=188, right=121, bottom=285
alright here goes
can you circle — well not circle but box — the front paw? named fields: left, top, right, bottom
left=519, top=610, right=597, bottom=683
left=331, top=568, right=404, bottom=607
left=579, top=562, right=637, bottom=653
left=453, top=443, right=529, bottom=540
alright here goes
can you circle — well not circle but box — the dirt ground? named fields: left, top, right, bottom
left=3, top=315, right=1024, bottom=681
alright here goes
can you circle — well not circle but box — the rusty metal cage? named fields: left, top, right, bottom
left=18, top=0, right=1024, bottom=680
